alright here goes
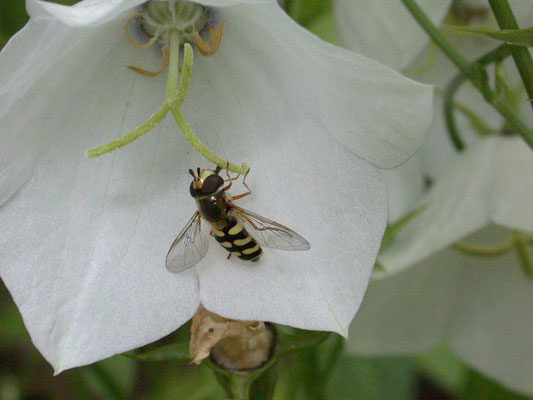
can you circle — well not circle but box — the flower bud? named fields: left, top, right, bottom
left=190, top=306, right=276, bottom=371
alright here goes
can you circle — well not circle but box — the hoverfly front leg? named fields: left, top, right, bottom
left=223, top=161, right=240, bottom=192
left=232, top=169, right=252, bottom=201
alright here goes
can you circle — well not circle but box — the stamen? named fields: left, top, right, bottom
left=193, top=21, right=226, bottom=57
left=127, top=47, right=170, bottom=78
left=125, top=14, right=161, bottom=49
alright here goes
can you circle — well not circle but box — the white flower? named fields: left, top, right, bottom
left=336, top=0, right=533, bottom=394
left=0, top=0, right=433, bottom=373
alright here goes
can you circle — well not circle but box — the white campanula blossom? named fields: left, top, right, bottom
left=335, top=0, right=533, bottom=394
left=0, top=0, right=434, bottom=373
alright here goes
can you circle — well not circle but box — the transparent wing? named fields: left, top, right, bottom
left=166, top=211, right=209, bottom=273
left=231, top=205, right=310, bottom=251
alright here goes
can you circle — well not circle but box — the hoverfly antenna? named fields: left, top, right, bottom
left=197, top=167, right=201, bottom=176
left=188, top=169, right=195, bottom=178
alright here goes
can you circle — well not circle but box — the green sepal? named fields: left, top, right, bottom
left=276, top=325, right=331, bottom=354
left=447, top=25, right=533, bottom=47
left=121, top=321, right=191, bottom=361
left=207, top=333, right=279, bottom=400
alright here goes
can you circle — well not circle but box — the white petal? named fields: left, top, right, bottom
left=349, top=226, right=533, bottom=395
left=27, top=0, right=146, bottom=26
left=196, top=121, right=387, bottom=336
left=0, top=20, right=201, bottom=372
left=448, top=232, right=533, bottom=395
left=347, top=248, right=462, bottom=354
left=380, top=137, right=532, bottom=274
left=204, top=3, right=433, bottom=169
left=335, top=0, right=452, bottom=71
left=508, top=0, right=533, bottom=27
left=27, top=0, right=272, bottom=27
left=382, top=154, right=425, bottom=222
left=491, top=137, right=533, bottom=232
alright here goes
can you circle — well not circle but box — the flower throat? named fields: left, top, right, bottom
left=141, top=1, right=209, bottom=45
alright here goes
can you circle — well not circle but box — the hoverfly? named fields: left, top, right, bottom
left=166, top=166, right=310, bottom=273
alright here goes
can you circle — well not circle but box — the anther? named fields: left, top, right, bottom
left=124, top=14, right=161, bottom=49
left=127, top=48, right=170, bottom=77
left=193, top=21, right=226, bottom=57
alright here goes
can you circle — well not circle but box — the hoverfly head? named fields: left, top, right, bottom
left=189, top=167, right=224, bottom=197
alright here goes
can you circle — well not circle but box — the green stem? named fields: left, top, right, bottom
left=443, top=74, right=467, bottom=151
left=442, top=44, right=533, bottom=149
left=229, top=376, right=251, bottom=400
left=399, top=0, right=477, bottom=80
left=513, top=233, right=533, bottom=278
left=443, top=45, right=511, bottom=151
left=487, top=0, right=533, bottom=112
left=454, top=102, right=496, bottom=136
left=401, top=0, right=533, bottom=149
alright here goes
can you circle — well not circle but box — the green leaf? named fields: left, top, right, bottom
left=306, top=10, right=339, bottom=45
left=462, top=370, right=533, bottom=400
left=447, top=25, right=533, bottom=47
left=124, top=342, right=190, bottom=361
left=74, top=357, right=137, bottom=400
left=417, top=345, right=468, bottom=394
left=285, top=0, right=333, bottom=27
left=325, top=356, right=417, bottom=400
left=0, top=34, right=9, bottom=49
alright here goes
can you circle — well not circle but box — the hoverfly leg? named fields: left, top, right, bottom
left=223, top=161, right=240, bottom=191
left=231, top=169, right=251, bottom=200
left=227, top=253, right=232, bottom=260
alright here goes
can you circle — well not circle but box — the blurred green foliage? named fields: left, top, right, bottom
left=1, top=1, right=533, bottom=399
left=0, top=0, right=78, bottom=39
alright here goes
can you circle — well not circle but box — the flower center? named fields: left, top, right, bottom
left=448, top=0, right=490, bottom=26
left=141, top=0, right=209, bottom=44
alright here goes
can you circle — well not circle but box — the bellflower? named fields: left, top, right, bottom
left=335, top=0, right=533, bottom=394
left=0, top=0, right=433, bottom=373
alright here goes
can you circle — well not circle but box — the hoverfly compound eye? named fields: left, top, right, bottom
left=201, top=174, right=224, bottom=194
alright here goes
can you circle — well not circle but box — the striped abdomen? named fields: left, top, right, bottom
left=213, top=217, right=262, bottom=262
